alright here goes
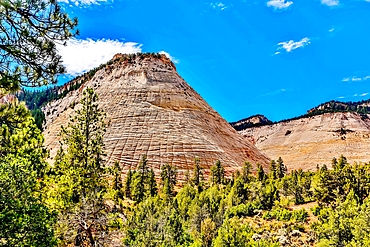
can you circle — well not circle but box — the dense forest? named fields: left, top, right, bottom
left=4, top=87, right=370, bottom=246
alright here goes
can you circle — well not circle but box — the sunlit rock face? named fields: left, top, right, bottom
left=239, top=112, right=370, bottom=171
left=43, top=54, right=270, bottom=180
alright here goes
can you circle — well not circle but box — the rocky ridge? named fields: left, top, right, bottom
left=239, top=112, right=370, bottom=170
left=42, top=53, right=270, bottom=179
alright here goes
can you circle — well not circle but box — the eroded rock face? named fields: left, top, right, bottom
left=43, top=54, right=270, bottom=179
left=239, top=112, right=370, bottom=170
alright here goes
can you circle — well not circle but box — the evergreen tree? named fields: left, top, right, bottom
left=0, top=0, right=78, bottom=92
left=210, top=160, right=225, bottom=185
left=147, top=168, right=158, bottom=197
left=257, top=163, right=266, bottom=182
left=50, top=88, right=110, bottom=246
left=241, top=161, right=253, bottom=183
left=160, top=163, right=178, bottom=197
left=0, top=102, right=57, bottom=246
left=131, top=155, right=151, bottom=202
left=131, top=172, right=145, bottom=203
left=192, top=157, right=204, bottom=192
left=276, top=157, right=287, bottom=179
left=112, top=161, right=124, bottom=200
left=269, top=160, right=277, bottom=180
left=124, top=168, right=133, bottom=199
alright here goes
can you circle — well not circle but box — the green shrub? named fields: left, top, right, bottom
left=225, top=203, right=256, bottom=218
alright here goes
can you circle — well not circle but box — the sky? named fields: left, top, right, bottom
left=56, top=0, right=370, bottom=122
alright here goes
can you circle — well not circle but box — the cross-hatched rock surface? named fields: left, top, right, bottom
left=43, top=54, right=270, bottom=179
left=239, top=112, right=370, bottom=171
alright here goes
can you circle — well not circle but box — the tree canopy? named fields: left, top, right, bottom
left=0, top=0, right=78, bottom=93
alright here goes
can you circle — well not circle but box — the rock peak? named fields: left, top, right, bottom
left=43, top=54, right=269, bottom=180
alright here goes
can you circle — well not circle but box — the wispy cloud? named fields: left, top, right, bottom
left=276, top=37, right=311, bottom=53
left=329, top=28, right=335, bottom=32
left=58, top=0, right=108, bottom=6
left=321, top=0, right=339, bottom=6
left=262, top=88, right=288, bottom=96
left=337, top=92, right=369, bottom=99
left=342, top=75, right=370, bottom=82
left=267, top=0, right=293, bottom=10
left=57, top=38, right=142, bottom=76
left=159, top=51, right=179, bottom=64
left=210, top=2, right=228, bottom=10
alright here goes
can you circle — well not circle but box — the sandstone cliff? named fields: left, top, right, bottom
left=239, top=112, right=370, bottom=171
left=43, top=53, right=270, bottom=179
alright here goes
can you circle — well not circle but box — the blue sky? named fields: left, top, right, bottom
left=57, top=0, right=370, bottom=122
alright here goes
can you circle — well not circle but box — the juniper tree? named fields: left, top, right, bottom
left=0, top=0, right=78, bottom=93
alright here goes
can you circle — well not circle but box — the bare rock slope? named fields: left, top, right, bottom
left=43, top=54, right=269, bottom=178
left=239, top=112, right=370, bottom=170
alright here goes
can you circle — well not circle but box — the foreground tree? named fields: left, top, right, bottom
left=0, top=102, right=57, bottom=246
left=0, top=0, right=78, bottom=93
left=49, top=88, right=110, bottom=246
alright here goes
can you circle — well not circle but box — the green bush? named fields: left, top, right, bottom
left=225, top=203, right=256, bottom=218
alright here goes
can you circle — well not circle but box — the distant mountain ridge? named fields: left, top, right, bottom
left=230, top=114, right=272, bottom=131
left=233, top=99, right=370, bottom=171
left=232, top=99, right=370, bottom=131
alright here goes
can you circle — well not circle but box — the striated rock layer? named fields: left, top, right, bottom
left=43, top=54, right=270, bottom=179
left=239, top=112, right=370, bottom=171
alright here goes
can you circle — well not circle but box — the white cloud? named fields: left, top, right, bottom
left=277, top=37, right=311, bottom=53
left=58, top=0, right=107, bottom=6
left=267, top=0, right=293, bottom=9
left=321, top=0, right=339, bottom=6
left=57, top=38, right=142, bottom=76
left=361, top=93, right=369, bottom=96
left=352, top=77, right=362, bottom=82
left=342, top=75, right=370, bottom=82
left=262, top=88, right=288, bottom=96
left=338, top=96, right=345, bottom=99
left=159, top=51, right=179, bottom=64
left=329, top=28, right=335, bottom=32
left=210, top=2, right=228, bottom=10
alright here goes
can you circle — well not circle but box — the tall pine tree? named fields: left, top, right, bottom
left=49, top=88, right=110, bottom=246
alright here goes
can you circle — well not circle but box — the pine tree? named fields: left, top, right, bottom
left=113, top=161, right=124, bottom=200
left=131, top=155, right=151, bottom=202
left=0, top=102, right=57, bottom=246
left=160, top=163, right=178, bottom=197
left=257, top=163, right=266, bottom=182
left=276, top=157, right=287, bottom=179
left=269, top=160, right=277, bottom=180
left=210, top=160, right=225, bottom=185
left=241, top=161, right=253, bottom=183
left=124, top=168, right=133, bottom=199
left=0, top=0, right=78, bottom=93
left=192, top=157, right=204, bottom=192
left=50, top=88, right=110, bottom=246
left=147, top=168, right=158, bottom=197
